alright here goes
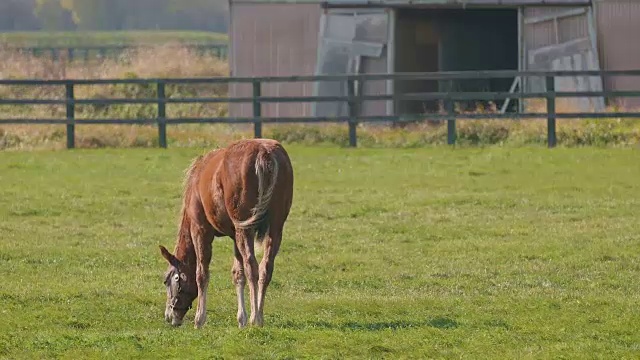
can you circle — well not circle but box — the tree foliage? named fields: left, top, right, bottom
left=34, top=0, right=75, bottom=31
left=0, top=0, right=229, bottom=32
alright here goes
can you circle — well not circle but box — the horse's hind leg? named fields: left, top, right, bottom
left=231, top=243, right=247, bottom=328
left=256, top=227, right=282, bottom=327
left=235, top=228, right=260, bottom=326
left=193, top=221, right=215, bottom=329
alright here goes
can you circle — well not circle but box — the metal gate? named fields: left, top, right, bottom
left=313, top=9, right=390, bottom=118
left=522, top=5, right=605, bottom=111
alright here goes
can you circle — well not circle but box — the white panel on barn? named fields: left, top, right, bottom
left=313, top=9, right=389, bottom=118
left=522, top=6, right=605, bottom=111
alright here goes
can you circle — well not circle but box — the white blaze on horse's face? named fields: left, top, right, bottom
left=163, top=268, right=192, bottom=327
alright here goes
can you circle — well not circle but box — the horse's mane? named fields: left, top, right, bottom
left=182, top=154, right=204, bottom=193
left=173, top=150, right=218, bottom=253
left=181, top=148, right=222, bottom=196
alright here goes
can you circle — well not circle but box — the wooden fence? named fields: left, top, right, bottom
left=1, top=69, right=639, bottom=149
left=5, top=44, right=229, bottom=61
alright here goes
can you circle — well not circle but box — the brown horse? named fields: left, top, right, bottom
left=159, top=138, right=294, bottom=329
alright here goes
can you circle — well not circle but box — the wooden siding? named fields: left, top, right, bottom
left=229, top=0, right=640, bottom=114
left=595, top=0, right=640, bottom=108
left=229, top=3, right=322, bottom=118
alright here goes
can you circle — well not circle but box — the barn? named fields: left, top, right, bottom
left=227, top=0, right=640, bottom=119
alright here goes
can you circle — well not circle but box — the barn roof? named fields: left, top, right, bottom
left=231, top=0, right=592, bottom=5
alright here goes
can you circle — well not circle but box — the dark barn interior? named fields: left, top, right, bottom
left=394, top=8, right=519, bottom=115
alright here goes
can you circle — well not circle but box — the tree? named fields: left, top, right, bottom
left=60, top=0, right=127, bottom=30
left=0, top=0, right=230, bottom=32
left=34, top=0, right=75, bottom=31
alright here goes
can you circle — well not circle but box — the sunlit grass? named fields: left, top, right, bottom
left=0, top=145, right=639, bottom=358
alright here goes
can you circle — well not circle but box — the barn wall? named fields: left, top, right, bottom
left=229, top=3, right=322, bottom=118
left=523, top=7, right=590, bottom=51
left=226, top=1, right=640, bottom=116
left=595, top=0, right=640, bottom=108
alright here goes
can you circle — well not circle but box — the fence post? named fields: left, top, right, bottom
left=157, top=81, right=167, bottom=148
left=65, top=83, right=75, bottom=149
left=546, top=76, right=557, bottom=148
left=445, top=80, right=456, bottom=145
left=252, top=80, right=262, bottom=138
left=347, top=79, right=358, bottom=147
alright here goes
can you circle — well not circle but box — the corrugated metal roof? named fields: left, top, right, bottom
left=231, top=0, right=592, bottom=5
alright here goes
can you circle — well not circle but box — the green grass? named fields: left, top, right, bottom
left=1, top=145, right=639, bottom=358
left=0, top=30, right=228, bottom=47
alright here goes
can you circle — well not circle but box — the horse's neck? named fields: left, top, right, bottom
left=174, top=224, right=196, bottom=270
left=174, top=159, right=205, bottom=272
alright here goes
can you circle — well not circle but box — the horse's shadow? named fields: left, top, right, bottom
left=277, top=316, right=459, bottom=331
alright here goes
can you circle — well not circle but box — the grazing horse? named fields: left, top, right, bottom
left=159, top=138, right=294, bottom=329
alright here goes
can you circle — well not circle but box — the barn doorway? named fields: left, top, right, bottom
left=312, top=4, right=602, bottom=119
left=393, top=8, right=519, bottom=115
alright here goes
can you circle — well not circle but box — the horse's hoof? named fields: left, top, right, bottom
left=250, top=314, right=264, bottom=327
left=237, top=312, right=247, bottom=328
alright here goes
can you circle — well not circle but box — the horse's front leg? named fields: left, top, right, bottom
left=192, top=223, right=214, bottom=329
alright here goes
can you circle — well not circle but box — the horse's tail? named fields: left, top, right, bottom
left=235, top=148, right=279, bottom=236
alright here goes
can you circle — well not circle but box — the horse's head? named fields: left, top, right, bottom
left=159, top=245, right=197, bottom=327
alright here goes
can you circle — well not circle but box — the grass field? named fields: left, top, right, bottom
left=0, top=30, right=228, bottom=47
left=1, top=145, right=639, bottom=359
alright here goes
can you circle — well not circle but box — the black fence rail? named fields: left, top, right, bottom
left=1, top=69, right=639, bottom=149
left=5, top=44, right=229, bottom=61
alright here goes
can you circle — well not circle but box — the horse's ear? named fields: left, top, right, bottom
left=159, top=245, right=180, bottom=268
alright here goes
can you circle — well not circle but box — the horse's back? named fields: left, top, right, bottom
left=223, top=139, right=289, bottom=166
left=198, top=139, right=292, bottom=236
left=222, top=138, right=292, bottom=184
